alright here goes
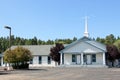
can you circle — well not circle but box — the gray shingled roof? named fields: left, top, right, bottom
left=86, top=40, right=106, bottom=51
left=60, top=37, right=107, bottom=53
left=11, top=45, right=54, bottom=56
left=10, top=44, right=68, bottom=56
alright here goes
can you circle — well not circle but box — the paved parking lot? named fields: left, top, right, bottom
left=0, top=67, right=120, bottom=80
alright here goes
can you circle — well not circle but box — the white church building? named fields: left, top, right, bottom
left=59, top=17, right=107, bottom=67
left=0, top=17, right=107, bottom=67
left=59, top=37, right=106, bottom=67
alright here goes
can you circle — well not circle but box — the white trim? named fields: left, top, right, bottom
left=60, top=53, right=63, bottom=65
left=81, top=53, right=84, bottom=65
left=103, top=52, right=106, bottom=65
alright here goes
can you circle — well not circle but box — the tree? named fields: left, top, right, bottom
left=114, top=40, right=120, bottom=50
left=46, top=39, right=54, bottom=44
left=4, top=46, right=32, bottom=69
left=117, top=36, right=120, bottom=40
left=31, top=37, right=38, bottom=45
left=106, top=45, right=120, bottom=67
left=105, top=34, right=116, bottom=45
left=38, top=39, right=43, bottom=45
left=4, top=50, right=16, bottom=63
left=50, top=43, right=64, bottom=65
left=0, top=35, right=79, bottom=53
left=73, top=37, right=77, bottom=41
left=96, top=37, right=106, bottom=44
left=14, top=37, right=21, bottom=45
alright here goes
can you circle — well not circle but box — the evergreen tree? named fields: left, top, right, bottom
left=73, top=37, right=77, bottom=41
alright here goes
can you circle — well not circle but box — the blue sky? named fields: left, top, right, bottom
left=0, top=0, right=120, bottom=40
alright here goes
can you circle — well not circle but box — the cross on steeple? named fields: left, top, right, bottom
left=84, top=16, right=89, bottom=37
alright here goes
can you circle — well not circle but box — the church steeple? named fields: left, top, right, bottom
left=84, top=16, right=89, bottom=37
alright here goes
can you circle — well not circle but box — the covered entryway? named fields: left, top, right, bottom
left=59, top=37, right=107, bottom=67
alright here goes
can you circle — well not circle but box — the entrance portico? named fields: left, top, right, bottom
left=60, top=52, right=106, bottom=66
left=59, top=37, right=107, bottom=67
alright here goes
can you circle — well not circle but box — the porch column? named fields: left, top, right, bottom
left=1, top=57, right=3, bottom=66
left=103, top=52, right=106, bottom=65
left=60, top=53, right=63, bottom=65
left=81, top=53, right=84, bottom=65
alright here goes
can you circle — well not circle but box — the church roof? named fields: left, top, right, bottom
left=10, top=45, right=53, bottom=56
left=60, top=37, right=106, bottom=54
left=9, top=44, right=68, bottom=56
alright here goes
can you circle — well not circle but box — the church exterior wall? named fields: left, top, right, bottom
left=63, top=53, right=104, bottom=66
left=96, top=53, right=103, bottom=65
left=64, top=54, right=72, bottom=65
left=29, top=55, right=56, bottom=67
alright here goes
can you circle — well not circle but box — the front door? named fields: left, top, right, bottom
left=86, top=55, right=92, bottom=64
left=76, top=55, right=81, bottom=64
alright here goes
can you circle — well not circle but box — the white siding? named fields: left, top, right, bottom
left=63, top=53, right=104, bottom=66
left=96, top=53, right=103, bottom=64
left=64, top=42, right=103, bottom=53
left=42, top=56, right=47, bottom=66
left=33, top=56, right=39, bottom=64
left=92, top=53, right=103, bottom=65
left=30, top=55, right=55, bottom=67
left=64, top=54, right=72, bottom=65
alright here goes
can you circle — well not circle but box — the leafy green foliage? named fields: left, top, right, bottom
left=13, top=47, right=32, bottom=62
left=96, top=34, right=120, bottom=62
left=114, top=40, right=120, bottom=50
left=105, top=34, right=116, bottom=45
left=0, top=35, right=77, bottom=53
left=96, top=37, right=105, bottom=44
left=4, top=50, right=16, bottom=63
left=2, top=33, right=120, bottom=67
left=4, top=46, right=32, bottom=69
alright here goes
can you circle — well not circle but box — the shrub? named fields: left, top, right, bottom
left=4, top=46, right=32, bottom=69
